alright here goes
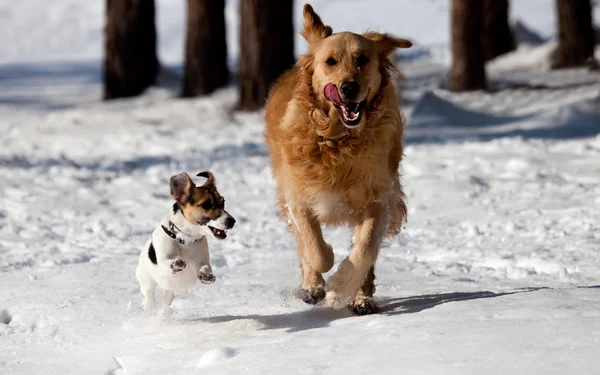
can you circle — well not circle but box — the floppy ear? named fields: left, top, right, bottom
left=196, top=171, right=215, bottom=188
left=363, top=32, right=412, bottom=57
left=300, top=4, right=332, bottom=45
left=170, top=172, right=194, bottom=204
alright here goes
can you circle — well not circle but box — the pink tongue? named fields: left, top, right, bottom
left=324, top=83, right=345, bottom=106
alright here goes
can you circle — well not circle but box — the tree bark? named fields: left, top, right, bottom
left=182, top=0, right=229, bottom=97
left=239, top=0, right=295, bottom=110
left=554, top=0, right=596, bottom=68
left=103, top=0, right=159, bottom=100
left=449, top=0, right=487, bottom=92
left=483, top=0, right=515, bottom=61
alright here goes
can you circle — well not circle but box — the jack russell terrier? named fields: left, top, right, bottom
left=136, top=171, right=235, bottom=311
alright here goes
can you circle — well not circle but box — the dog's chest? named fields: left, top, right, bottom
left=178, top=246, right=206, bottom=270
left=311, top=193, right=349, bottom=222
left=151, top=241, right=208, bottom=290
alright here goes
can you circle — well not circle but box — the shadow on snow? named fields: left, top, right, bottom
left=192, top=287, right=548, bottom=334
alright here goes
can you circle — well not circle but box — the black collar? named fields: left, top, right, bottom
left=161, top=222, right=203, bottom=245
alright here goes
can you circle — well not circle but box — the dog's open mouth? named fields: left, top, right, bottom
left=324, top=83, right=367, bottom=127
left=208, top=226, right=227, bottom=240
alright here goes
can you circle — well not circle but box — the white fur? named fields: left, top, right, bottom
left=312, top=193, right=343, bottom=220
left=135, top=208, right=233, bottom=312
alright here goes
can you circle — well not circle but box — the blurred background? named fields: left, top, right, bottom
left=0, top=0, right=598, bottom=112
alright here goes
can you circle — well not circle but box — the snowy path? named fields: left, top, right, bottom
left=1, top=80, right=600, bottom=373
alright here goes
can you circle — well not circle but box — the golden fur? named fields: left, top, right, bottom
left=265, top=4, right=412, bottom=314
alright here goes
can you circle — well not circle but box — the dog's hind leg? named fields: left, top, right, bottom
left=136, top=267, right=157, bottom=312
left=163, top=290, right=175, bottom=307
left=387, top=176, right=407, bottom=237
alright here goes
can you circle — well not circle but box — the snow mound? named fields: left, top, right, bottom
left=488, top=42, right=557, bottom=72
left=197, top=347, right=238, bottom=368
left=513, top=19, right=548, bottom=46
left=407, top=91, right=600, bottom=142
left=0, top=309, right=11, bottom=325
left=104, top=356, right=128, bottom=375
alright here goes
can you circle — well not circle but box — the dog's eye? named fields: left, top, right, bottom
left=357, top=55, right=369, bottom=67
left=325, top=57, right=337, bottom=66
left=200, top=201, right=213, bottom=210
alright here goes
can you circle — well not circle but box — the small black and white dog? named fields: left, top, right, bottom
left=135, top=171, right=235, bottom=311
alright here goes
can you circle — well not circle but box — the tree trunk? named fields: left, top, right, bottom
left=449, top=0, right=487, bottom=92
left=554, top=0, right=596, bottom=68
left=483, top=0, right=515, bottom=61
left=182, top=0, right=229, bottom=97
left=103, top=0, right=159, bottom=100
left=239, top=0, right=295, bottom=110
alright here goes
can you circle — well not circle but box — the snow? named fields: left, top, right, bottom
left=1, top=1, right=600, bottom=374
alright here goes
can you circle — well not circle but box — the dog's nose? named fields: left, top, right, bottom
left=225, top=217, right=236, bottom=228
left=340, top=81, right=360, bottom=100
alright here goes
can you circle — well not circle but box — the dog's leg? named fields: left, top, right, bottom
left=297, top=236, right=326, bottom=304
left=195, top=240, right=216, bottom=284
left=157, top=255, right=186, bottom=274
left=326, top=202, right=387, bottom=313
left=289, top=204, right=333, bottom=304
left=387, top=178, right=407, bottom=237
left=349, top=266, right=379, bottom=315
left=142, top=287, right=156, bottom=312
left=136, top=266, right=157, bottom=312
left=163, top=290, right=175, bottom=307
left=289, top=204, right=334, bottom=273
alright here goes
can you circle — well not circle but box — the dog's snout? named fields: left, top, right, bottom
left=225, top=217, right=236, bottom=229
left=340, top=81, right=360, bottom=100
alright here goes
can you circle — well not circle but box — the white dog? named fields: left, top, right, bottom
left=135, top=171, right=235, bottom=311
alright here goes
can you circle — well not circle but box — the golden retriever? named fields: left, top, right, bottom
left=265, top=4, right=412, bottom=315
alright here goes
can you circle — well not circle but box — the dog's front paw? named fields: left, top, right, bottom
left=198, top=272, right=216, bottom=284
left=170, top=259, right=186, bottom=274
left=325, top=290, right=355, bottom=309
left=325, top=261, right=362, bottom=309
left=298, top=286, right=326, bottom=305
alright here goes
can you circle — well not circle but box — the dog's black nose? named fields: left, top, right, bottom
left=225, top=217, right=236, bottom=228
left=340, top=81, right=360, bottom=100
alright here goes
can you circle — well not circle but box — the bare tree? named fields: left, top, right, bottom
left=483, top=0, right=515, bottom=61
left=238, top=0, right=295, bottom=110
left=449, top=0, right=487, bottom=91
left=554, top=0, right=596, bottom=68
left=182, top=0, right=229, bottom=97
left=103, top=0, right=159, bottom=100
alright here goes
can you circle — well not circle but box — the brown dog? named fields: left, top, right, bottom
left=265, top=4, right=412, bottom=315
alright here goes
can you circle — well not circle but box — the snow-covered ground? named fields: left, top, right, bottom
left=1, top=1, right=600, bottom=374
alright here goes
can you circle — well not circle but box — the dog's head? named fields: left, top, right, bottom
left=169, top=171, right=235, bottom=240
left=299, top=4, right=412, bottom=128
